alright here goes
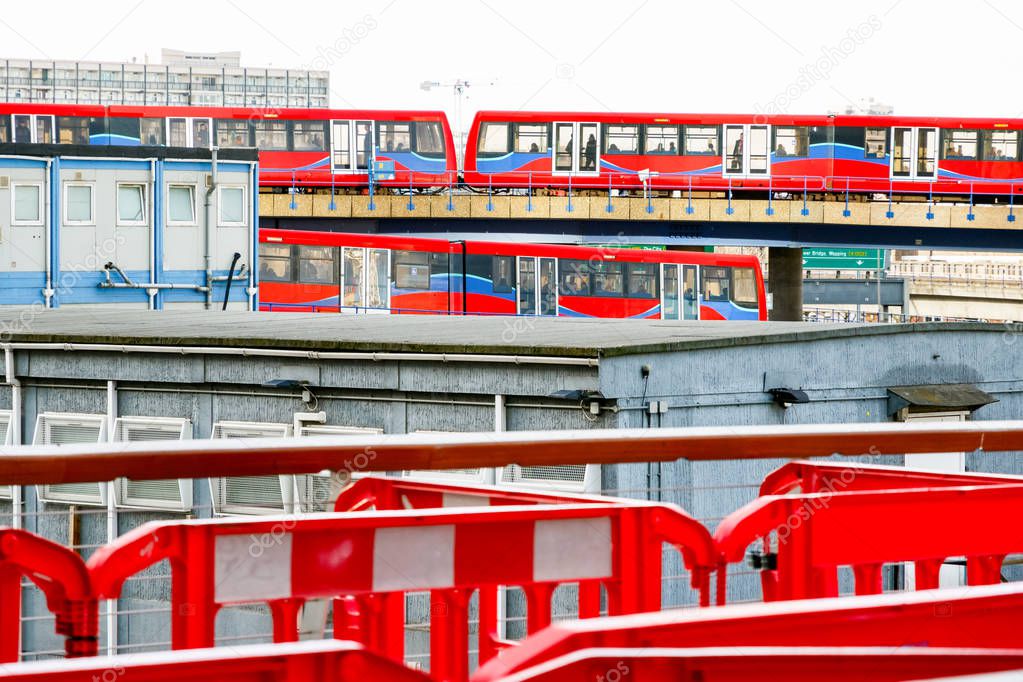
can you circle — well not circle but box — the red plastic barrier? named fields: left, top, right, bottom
left=86, top=502, right=716, bottom=681
left=715, top=483, right=1023, bottom=601
left=472, top=583, right=1023, bottom=679
left=495, top=647, right=1023, bottom=682
left=334, top=476, right=614, bottom=512
left=761, top=460, right=1023, bottom=496
left=0, top=527, right=97, bottom=662
left=0, top=640, right=428, bottom=682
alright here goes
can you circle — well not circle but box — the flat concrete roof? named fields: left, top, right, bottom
left=0, top=310, right=1006, bottom=358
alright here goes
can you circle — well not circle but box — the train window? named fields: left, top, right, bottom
left=216, top=120, right=251, bottom=148
left=140, top=118, right=164, bottom=145
left=492, top=256, right=514, bottom=292
left=254, top=120, right=288, bottom=150
left=378, top=122, right=411, bottom=153
left=393, top=250, right=431, bottom=289
left=57, top=117, right=90, bottom=145
left=591, top=261, right=624, bottom=296
left=514, top=123, right=548, bottom=153
left=864, top=128, right=887, bottom=158
left=297, top=245, right=337, bottom=284
left=684, top=126, right=719, bottom=156
left=430, top=252, right=450, bottom=281
left=982, top=130, right=1020, bottom=161
left=559, top=259, right=591, bottom=296
left=626, top=263, right=658, bottom=298
left=942, top=130, right=978, bottom=160
left=701, top=266, right=730, bottom=302
left=0, top=117, right=8, bottom=143
left=732, top=267, right=758, bottom=308
left=258, top=243, right=293, bottom=282
left=644, top=125, right=679, bottom=155
left=773, top=127, right=808, bottom=157
left=603, top=125, right=639, bottom=154
left=477, top=122, right=510, bottom=157
left=293, top=121, right=326, bottom=151
left=414, top=121, right=445, bottom=157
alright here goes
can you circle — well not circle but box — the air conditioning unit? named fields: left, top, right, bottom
left=210, top=421, right=293, bottom=515
left=34, top=413, right=108, bottom=505
left=0, top=410, right=12, bottom=499
left=402, top=430, right=494, bottom=485
left=498, top=463, right=601, bottom=494
left=295, top=425, right=382, bottom=512
left=115, top=417, right=193, bottom=512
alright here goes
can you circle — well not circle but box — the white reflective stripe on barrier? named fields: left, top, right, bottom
left=373, top=525, right=455, bottom=592
left=215, top=533, right=293, bottom=603
left=533, top=517, right=613, bottom=582
left=442, top=493, right=492, bottom=508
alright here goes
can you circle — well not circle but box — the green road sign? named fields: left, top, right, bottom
left=802, top=248, right=886, bottom=270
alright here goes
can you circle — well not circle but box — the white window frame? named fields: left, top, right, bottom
left=114, top=417, right=192, bottom=512
left=217, top=184, right=247, bottom=227
left=498, top=463, right=601, bottom=494
left=63, top=182, right=95, bottom=226
left=209, top=420, right=293, bottom=515
left=167, top=184, right=197, bottom=226
left=295, top=425, right=383, bottom=512
left=33, top=413, right=108, bottom=506
left=402, top=430, right=494, bottom=485
left=115, top=182, right=148, bottom=227
left=11, top=182, right=43, bottom=226
left=0, top=410, right=12, bottom=499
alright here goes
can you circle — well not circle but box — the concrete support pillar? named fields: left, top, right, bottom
left=768, top=247, right=803, bottom=321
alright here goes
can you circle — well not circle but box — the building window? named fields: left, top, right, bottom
left=12, top=183, right=42, bottom=225
left=773, top=126, right=809, bottom=157
left=865, top=128, right=887, bottom=158
left=167, top=185, right=196, bottom=224
left=64, top=183, right=94, bottom=225
left=603, top=125, right=639, bottom=154
left=258, top=243, right=292, bottom=282
left=513, top=123, right=549, bottom=153
left=644, top=125, right=679, bottom=154
left=942, top=130, right=979, bottom=160
left=684, top=126, right=719, bottom=155
left=116, top=184, right=146, bottom=225
left=218, top=186, right=246, bottom=226
left=477, top=122, right=510, bottom=157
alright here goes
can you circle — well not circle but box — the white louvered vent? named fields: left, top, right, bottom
left=0, top=411, right=12, bottom=499
left=499, top=463, right=601, bottom=494
left=115, top=417, right=192, bottom=511
left=35, top=413, right=107, bottom=505
left=295, top=425, right=383, bottom=512
left=402, top=430, right=491, bottom=485
left=210, top=421, right=292, bottom=515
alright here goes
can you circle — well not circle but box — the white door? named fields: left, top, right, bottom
left=341, top=247, right=390, bottom=313
left=330, top=119, right=352, bottom=172
left=903, top=411, right=967, bottom=588
left=552, top=122, right=600, bottom=176
left=891, top=127, right=937, bottom=180
left=723, top=124, right=770, bottom=178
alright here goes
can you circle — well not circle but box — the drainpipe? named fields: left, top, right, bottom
left=105, top=380, right=118, bottom=656
left=248, top=161, right=258, bottom=311
left=204, top=147, right=219, bottom=310
left=43, top=157, right=56, bottom=308
left=4, top=346, right=22, bottom=529
left=148, top=158, right=156, bottom=310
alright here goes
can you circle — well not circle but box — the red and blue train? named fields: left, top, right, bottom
left=258, top=229, right=768, bottom=321
left=3, top=102, right=1023, bottom=196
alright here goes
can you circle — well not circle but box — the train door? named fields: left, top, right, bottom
left=330, top=119, right=375, bottom=172
left=891, top=127, right=937, bottom=180
left=517, top=256, right=558, bottom=316
left=167, top=117, right=212, bottom=147
left=661, top=264, right=699, bottom=320
left=552, top=122, right=600, bottom=176
left=722, top=124, right=770, bottom=178
left=341, top=247, right=391, bottom=313
left=11, top=114, right=54, bottom=143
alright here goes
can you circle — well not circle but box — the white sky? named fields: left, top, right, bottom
left=5, top=0, right=1022, bottom=132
